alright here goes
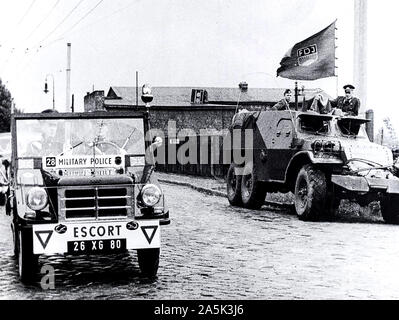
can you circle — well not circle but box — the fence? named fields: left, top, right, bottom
left=155, top=134, right=229, bottom=178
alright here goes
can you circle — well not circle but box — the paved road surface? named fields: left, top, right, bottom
left=1, top=183, right=399, bottom=299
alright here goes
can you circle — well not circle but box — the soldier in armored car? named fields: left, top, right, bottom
left=272, top=89, right=292, bottom=110
left=307, top=93, right=332, bottom=114
left=330, top=84, right=361, bottom=116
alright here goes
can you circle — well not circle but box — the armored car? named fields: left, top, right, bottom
left=227, top=110, right=399, bottom=223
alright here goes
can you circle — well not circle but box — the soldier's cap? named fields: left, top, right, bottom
left=343, top=84, right=355, bottom=90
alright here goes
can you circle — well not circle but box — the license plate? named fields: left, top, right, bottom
left=33, top=220, right=160, bottom=254
left=67, top=239, right=126, bottom=255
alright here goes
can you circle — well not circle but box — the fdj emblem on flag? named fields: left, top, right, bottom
left=297, top=44, right=318, bottom=67
left=277, top=21, right=336, bottom=81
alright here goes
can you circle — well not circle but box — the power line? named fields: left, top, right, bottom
left=0, top=0, right=37, bottom=53
left=56, top=0, right=104, bottom=39
left=17, top=0, right=37, bottom=27
left=40, top=1, right=138, bottom=49
left=4, top=1, right=136, bottom=78
left=36, top=0, right=85, bottom=47
left=25, top=0, right=61, bottom=41
left=14, top=0, right=101, bottom=67
left=1, top=0, right=46, bottom=70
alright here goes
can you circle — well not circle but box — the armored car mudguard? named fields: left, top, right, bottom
left=227, top=110, right=399, bottom=223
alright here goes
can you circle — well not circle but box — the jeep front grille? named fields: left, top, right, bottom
left=59, top=185, right=134, bottom=220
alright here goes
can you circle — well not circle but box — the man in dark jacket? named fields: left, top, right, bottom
left=330, top=84, right=361, bottom=116
left=272, top=89, right=292, bottom=110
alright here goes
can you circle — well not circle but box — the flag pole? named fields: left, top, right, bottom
left=336, top=75, right=339, bottom=97
left=335, top=20, right=339, bottom=97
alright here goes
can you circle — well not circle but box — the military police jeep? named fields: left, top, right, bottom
left=4, top=111, right=169, bottom=282
left=227, top=110, right=399, bottom=223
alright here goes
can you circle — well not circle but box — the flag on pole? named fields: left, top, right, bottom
left=277, top=21, right=336, bottom=81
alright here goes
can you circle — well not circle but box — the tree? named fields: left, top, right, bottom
left=0, top=78, right=13, bottom=132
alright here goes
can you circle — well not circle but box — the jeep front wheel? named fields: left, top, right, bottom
left=226, top=163, right=243, bottom=206
left=137, top=248, right=160, bottom=278
left=294, top=165, right=327, bottom=221
left=241, top=162, right=267, bottom=210
left=380, top=196, right=399, bottom=224
left=17, top=229, right=39, bottom=283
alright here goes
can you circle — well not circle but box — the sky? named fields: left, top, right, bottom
left=0, top=0, right=397, bottom=132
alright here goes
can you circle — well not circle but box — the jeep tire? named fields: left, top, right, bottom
left=380, top=196, right=399, bottom=224
left=241, top=162, right=267, bottom=210
left=137, top=248, right=160, bottom=278
left=227, top=163, right=243, bottom=206
left=294, top=164, right=327, bottom=221
left=17, top=228, right=39, bottom=283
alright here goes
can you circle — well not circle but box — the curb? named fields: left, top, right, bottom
left=158, top=178, right=293, bottom=210
left=158, top=179, right=227, bottom=198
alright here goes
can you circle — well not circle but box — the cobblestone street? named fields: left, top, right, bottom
left=1, top=180, right=399, bottom=299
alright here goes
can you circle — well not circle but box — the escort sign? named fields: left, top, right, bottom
left=42, top=155, right=124, bottom=169
left=33, top=220, right=161, bottom=255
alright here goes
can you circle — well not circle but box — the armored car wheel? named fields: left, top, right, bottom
left=17, top=229, right=39, bottom=283
left=241, top=162, right=267, bottom=210
left=137, top=248, right=160, bottom=278
left=227, top=163, right=243, bottom=206
left=294, top=165, right=327, bottom=221
left=380, top=196, right=399, bottom=224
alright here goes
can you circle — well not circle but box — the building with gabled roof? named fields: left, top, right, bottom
left=84, top=86, right=331, bottom=111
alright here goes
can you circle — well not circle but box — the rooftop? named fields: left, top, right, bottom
left=103, top=86, right=331, bottom=107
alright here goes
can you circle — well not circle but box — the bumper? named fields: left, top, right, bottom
left=331, top=175, right=399, bottom=194
left=31, top=219, right=161, bottom=255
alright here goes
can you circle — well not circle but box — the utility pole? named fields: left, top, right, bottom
left=11, top=98, right=14, bottom=115
left=66, top=43, right=71, bottom=112
left=354, top=0, right=368, bottom=114
left=136, top=71, right=139, bottom=108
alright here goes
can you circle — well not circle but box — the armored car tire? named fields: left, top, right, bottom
left=137, top=248, right=160, bottom=278
left=294, top=165, right=327, bottom=221
left=380, top=196, right=399, bottom=224
left=17, top=228, right=39, bottom=283
left=240, top=162, right=267, bottom=210
left=227, top=163, right=243, bottom=206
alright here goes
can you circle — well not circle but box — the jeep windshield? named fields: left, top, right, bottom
left=16, top=118, right=145, bottom=158
left=298, top=113, right=332, bottom=135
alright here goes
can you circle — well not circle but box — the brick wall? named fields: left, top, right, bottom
left=105, top=105, right=236, bottom=134
left=84, top=91, right=105, bottom=112
left=149, top=107, right=235, bottom=134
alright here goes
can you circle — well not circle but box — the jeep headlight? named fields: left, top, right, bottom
left=141, top=184, right=162, bottom=207
left=26, top=187, right=48, bottom=211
